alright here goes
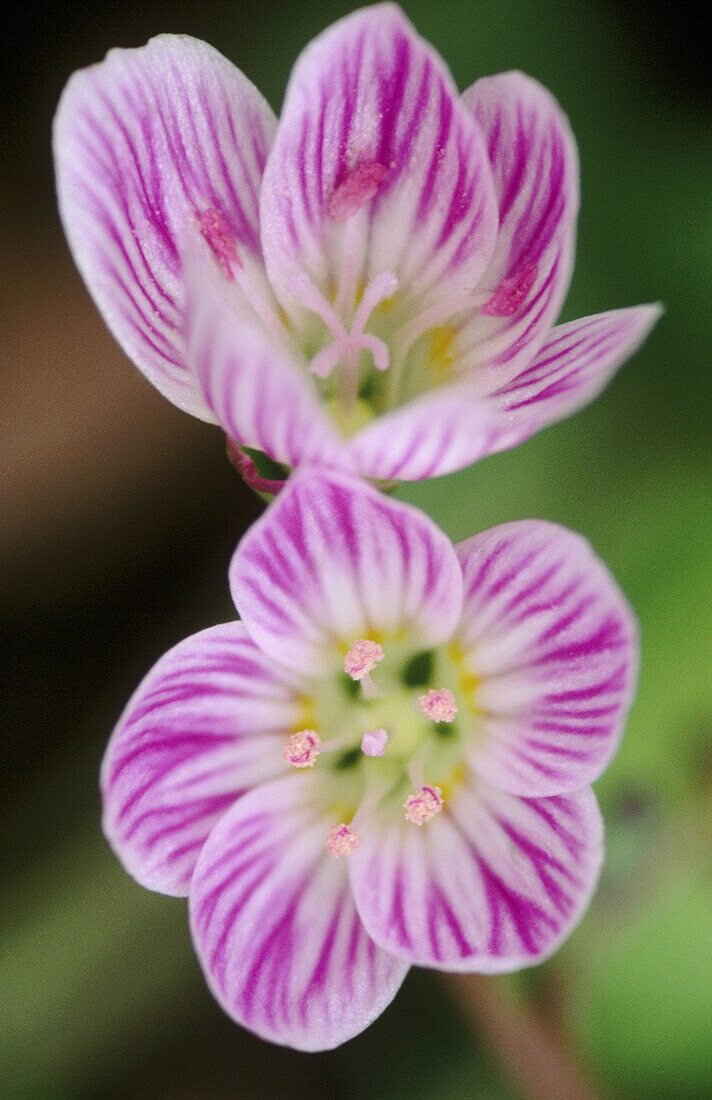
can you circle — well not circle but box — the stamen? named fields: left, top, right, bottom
left=197, top=208, right=240, bottom=280
left=391, top=291, right=475, bottom=365
left=481, top=261, right=538, bottom=317
left=418, top=687, right=458, bottom=723
left=344, top=639, right=384, bottom=681
left=283, top=729, right=321, bottom=768
left=385, top=289, right=478, bottom=406
left=359, top=672, right=382, bottom=700
left=404, top=785, right=443, bottom=825
left=333, top=216, right=364, bottom=318
left=325, top=823, right=361, bottom=857
left=196, top=209, right=286, bottom=340
left=327, top=161, right=388, bottom=223
left=361, top=728, right=388, bottom=757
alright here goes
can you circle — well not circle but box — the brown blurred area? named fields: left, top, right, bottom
left=2, top=3, right=261, bottom=783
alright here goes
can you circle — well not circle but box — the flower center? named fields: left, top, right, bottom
left=293, top=271, right=398, bottom=415
left=283, top=637, right=478, bottom=856
left=195, top=207, right=541, bottom=437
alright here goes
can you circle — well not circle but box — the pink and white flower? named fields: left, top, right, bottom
left=102, top=469, right=637, bottom=1049
left=54, top=5, right=660, bottom=484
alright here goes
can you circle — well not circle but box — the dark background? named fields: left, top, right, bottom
left=2, top=2, right=711, bottom=1096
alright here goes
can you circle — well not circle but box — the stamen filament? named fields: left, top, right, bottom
left=317, top=732, right=351, bottom=755
left=333, top=214, right=365, bottom=319
left=359, top=672, right=382, bottom=700
left=407, top=757, right=425, bottom=792
left=351, top=777, right=392, bottom=830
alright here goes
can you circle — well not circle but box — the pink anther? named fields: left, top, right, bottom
left=418, top=687, right=458, bottom=723
left=327, top=161, right=388, bottom=222
left=404, top=785, right=443, bottom=825
left=325, top=823, right=362, bottom=857
left=481, top=261, right=538, bottom=317
left=361, top=728, right=388, bottom=757
left=283, top=729, right=321, bottom=768
left=196, top=208, right=240, bottom=280
left=344, top=639, right=384, bottom=681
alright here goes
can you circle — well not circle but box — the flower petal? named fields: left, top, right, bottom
left=54, top=34, right=276, bottom=418
left=350, top=779, right=603, bottom=971
left=347, top=384, right=499, bottom=481
left=347, top=304, right=660, bottom=480
left=455, top=521, right=637, bottom=796
left=189, top=774, right=409, bottom=1050
left=458, top=72, right=579, bottom=381
left=260, top=4, right=497, bottom=327
left=485, top=305, right=663, bottom=450
left=101, top=623, right=301, bottom=897
left=184, top=244, right=345, bottom=468
left=229, top=469, right=463, bottom=674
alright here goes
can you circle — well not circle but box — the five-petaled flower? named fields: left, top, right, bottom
left=54, top=4, right=659, bottom=484
left=102, top=469, right=637, bottom=1050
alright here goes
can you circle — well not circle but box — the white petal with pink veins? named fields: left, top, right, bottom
left=230, top=469, right=463, bottom=674
left=458, top=72, right=579, bottom=384
left=189, top=774, right=409, bottom=1050
left=260, top=4, right=497, bottom=330
left=455, top=521, right=638, bottom=796
left=101, top=623, right=300, bottom=896
left=350, top=778, right=603, bottom=971
left=54, top=34, right=276, bottom=417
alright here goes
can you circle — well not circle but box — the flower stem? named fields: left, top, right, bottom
left=441, top=973, right=606, bottom=1100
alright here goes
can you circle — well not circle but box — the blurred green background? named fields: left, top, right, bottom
left=2, top=1, right=710, bottom=1096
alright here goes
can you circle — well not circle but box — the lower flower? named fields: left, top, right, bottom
left=102, top=470, right=637, bottom=1050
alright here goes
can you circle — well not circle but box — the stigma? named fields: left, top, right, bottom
left=325, top=823, right=361, bottom=857
left=361, top=728, right=388, bottom=757
left=344, top=638, right=384, bottom=680
left=283, top=729, right=321, bottom=768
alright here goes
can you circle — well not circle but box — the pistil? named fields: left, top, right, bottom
left=294, top=267, right=398, bottom=414
left=361, top=728, right=388, bottom=757
left=196, top=208, right=287, bottom=341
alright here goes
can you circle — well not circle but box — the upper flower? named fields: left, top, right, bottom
left=102, top=469, right=637, bottom=1050
left=54, top=4, right=660, bottom=482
